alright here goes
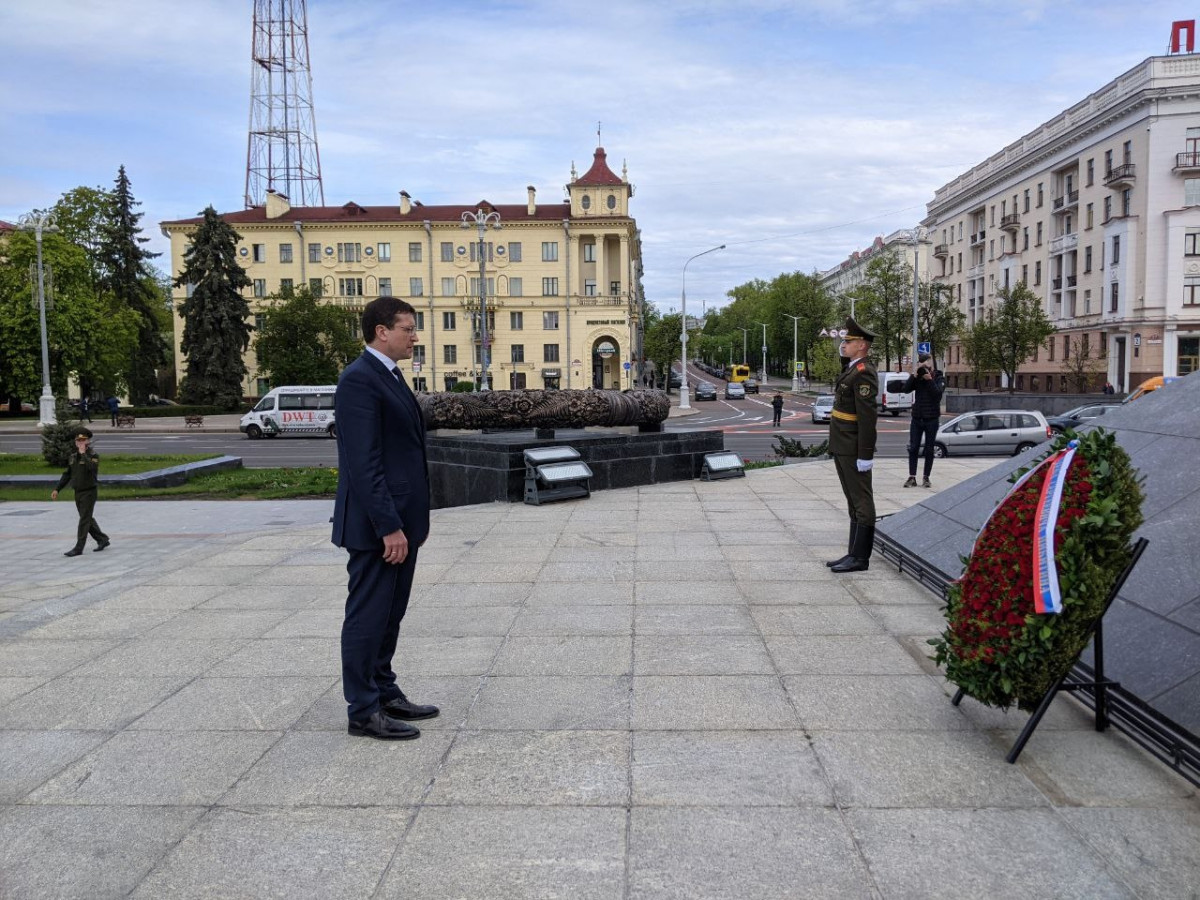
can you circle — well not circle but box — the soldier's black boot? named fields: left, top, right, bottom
left=831, top=525, right=874, bottom=573
left=826, top=522, right=858, bottom=568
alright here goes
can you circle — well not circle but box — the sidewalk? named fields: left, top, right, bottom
left=0, top=414, right=246, bottom=436
left=1, top=460, right=1196, bottom=899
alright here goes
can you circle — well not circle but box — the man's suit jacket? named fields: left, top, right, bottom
left=332, top=351, right=430, bottom=551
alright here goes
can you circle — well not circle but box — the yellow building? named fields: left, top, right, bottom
left=161, top=146, right=644, bottom=395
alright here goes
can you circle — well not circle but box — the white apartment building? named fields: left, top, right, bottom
left=924, top=53, right=1200, bottom=392
left=819, top=229, right=932, bottom=304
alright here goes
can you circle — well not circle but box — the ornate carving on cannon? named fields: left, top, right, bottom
left=417, top=389, right=670, bottom=431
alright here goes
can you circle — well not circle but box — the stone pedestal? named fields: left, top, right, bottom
left=427, top=428, right=724, bottom=508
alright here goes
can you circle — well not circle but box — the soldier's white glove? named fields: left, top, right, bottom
left=856, top=459, right=873, bottom=473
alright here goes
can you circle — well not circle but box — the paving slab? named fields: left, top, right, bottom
left=131, top=807, right=413, bottom=900
left=0, top=804, right=206, bottom=900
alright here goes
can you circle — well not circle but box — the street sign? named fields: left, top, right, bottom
left=622, top=362, right=631, bottom=370
left=794, top=361, right=805, bottom=372
left=917, top=341, right=931, bottom=355
left=412, top=362, right=422, bottom=373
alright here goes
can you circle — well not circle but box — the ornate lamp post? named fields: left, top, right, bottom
left=18, top=212, right=59, bottom=426
left=462, top=208, right=501, bottom=391
left=737, top=326, right=750, bottom=365
left=678, top=244, right=725, bottom=410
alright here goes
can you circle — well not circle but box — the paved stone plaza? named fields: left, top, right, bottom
left=1, top=459, right=1197, bottom=899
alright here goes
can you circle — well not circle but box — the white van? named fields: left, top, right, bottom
left=878, top=371, right=914, bottom=416
left=240, top=385, right=337, bottom=439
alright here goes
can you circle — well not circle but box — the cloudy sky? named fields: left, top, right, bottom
left=0, top=0, right=1188, bottom=310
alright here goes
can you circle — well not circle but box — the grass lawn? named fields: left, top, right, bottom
left=0, top=453, right=219, bottom=476
left=0, top=458, right=338, bottom=501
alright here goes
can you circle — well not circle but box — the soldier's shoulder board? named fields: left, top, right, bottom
left=855, top=362, right=866, bottom=371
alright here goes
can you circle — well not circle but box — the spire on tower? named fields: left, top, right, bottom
left=244, top=0, right=325, bottom=208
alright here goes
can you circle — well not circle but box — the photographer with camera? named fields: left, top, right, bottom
left=902, top=354, right=946, bottom=489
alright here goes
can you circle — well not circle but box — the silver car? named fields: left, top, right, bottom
left=934, top=409, right=1051, bottom=457
left=811, top=395, right=834, bottom=423
left=724, top=381, right=746, bottom=400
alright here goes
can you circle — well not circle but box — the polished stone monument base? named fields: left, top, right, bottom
left=427, top=428, right=724, bottom=508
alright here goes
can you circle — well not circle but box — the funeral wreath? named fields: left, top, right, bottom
left=929, top=428, right=1143, bottom=710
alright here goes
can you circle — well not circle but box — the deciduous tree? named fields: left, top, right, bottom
left=254, top=285, right=360, bottom=386
left=982, top=283, right=1056, bottom=393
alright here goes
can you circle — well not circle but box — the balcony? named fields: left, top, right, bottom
left=969, top=230, right=985, bottom=246
left=1067, top=275, right=1077, bottom=287
left=933, top=243, right=949, bottom=259
left=1049, top=233, right=1079, bottom=255
left=1052, top=190, right=1080, bottom=213
left=999, top=213, right=1020, bottom=233
left=1104, top=163, right=1136, bottom=188
left=1175, top=152, right=1200, bottom=172
left=1052, top=278, right=1063, bottom=291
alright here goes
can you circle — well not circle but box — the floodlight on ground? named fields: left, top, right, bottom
left=701, top=451, right=745, bottom=481
left=524, top=446, right=592, bottom=504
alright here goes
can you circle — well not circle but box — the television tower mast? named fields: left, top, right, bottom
left=244, top=0, right=325, bottom=208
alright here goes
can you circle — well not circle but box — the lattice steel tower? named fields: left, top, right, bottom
left=244, top=0, right=325, bottom=208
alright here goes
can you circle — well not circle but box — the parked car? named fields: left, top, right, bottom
left=724, top=381, right=746, bottom=400
left=0, top=400, right=35, bottom=413
left=668, top=370, right=682, bottom=389
left=1046, top=402, right=1121, bottom=434
left=934, top=410, right=1052, bottom=458
left=811, top=394, right=834, bottom=424
left=743, top=377, right=759, bottom=394
left=694, top=381, right=718, bottom=401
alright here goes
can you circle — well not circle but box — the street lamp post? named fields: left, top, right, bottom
left=18, top=212, right=59, bottom=426
left=754, top=322, right=768, bottom=384
left=783, top=314, right=801, bottom=392
left=738, top=327, right=749, bottom=365
left=679, top=244, right=725, bottom=410
left=462, top=208, right=502, bottom=391
left=907, top=227, right=925, bottom=368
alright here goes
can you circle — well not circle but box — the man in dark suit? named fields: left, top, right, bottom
left=825, top=317, right=878, bottom=573
left=333, top=296, right=437, bottom=741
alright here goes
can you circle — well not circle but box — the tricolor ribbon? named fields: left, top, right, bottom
left=966, top=440, right=1080, bottom=615
left=1031, top=442, right=1079, bottom=614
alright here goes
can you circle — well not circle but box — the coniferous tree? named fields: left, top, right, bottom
left=97, top=166, right=168, bottom=404
left=174, top=207, right=252, bottom=409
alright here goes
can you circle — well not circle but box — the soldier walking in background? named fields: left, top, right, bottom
left=771, top=391, right=784, bottom=427
left=51, top=429, right=110, bottom=557
left=826, top=318, right=878, bottom=573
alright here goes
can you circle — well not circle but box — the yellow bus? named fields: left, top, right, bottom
left=727, top=364, right=751, bottom=383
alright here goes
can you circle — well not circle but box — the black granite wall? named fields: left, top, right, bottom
left=427, top=428, right=725, bottom=508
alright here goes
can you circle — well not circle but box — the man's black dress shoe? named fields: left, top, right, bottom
left=347, top=711, right=420, bottom=740
left=94, top=540, right=110, bottom=552
left=64, top=549, right=83, bottom=557
left=380, top=693, right=440, bottom=720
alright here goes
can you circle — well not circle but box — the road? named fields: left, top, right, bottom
left=0, top=365, right=929, bottom=465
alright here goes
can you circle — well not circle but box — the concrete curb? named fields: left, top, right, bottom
left=0, top=455, right=243, bottom=488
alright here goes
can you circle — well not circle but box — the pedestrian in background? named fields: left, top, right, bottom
left=826, top=317, right=878, bottom=573
left=902, top=354, right=946, bottom=489
left=106, top=396, right=119, bottom=426
left=51, top=429, right=110, bottom=557
left=771, top=391, right=784, bottom=427
left=79, top=396, right=92, bottom=423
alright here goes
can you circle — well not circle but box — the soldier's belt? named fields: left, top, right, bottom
left=831, top=410, right=858, bottom=422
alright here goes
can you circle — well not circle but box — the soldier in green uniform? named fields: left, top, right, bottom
left=826, top=317, right=878, bottom=573
left=51, top=429, right=110, bottom=558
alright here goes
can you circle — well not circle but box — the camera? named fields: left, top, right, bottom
left=916, top=366, right=929, bottom=378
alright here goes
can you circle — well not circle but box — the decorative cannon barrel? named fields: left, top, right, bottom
left=417, top=389, right=670, bottom=431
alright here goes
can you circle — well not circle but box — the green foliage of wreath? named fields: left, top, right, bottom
left=929, top=428, right=1144, bottom=710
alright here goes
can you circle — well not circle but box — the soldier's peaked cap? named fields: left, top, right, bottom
left=843, top=317, right=876, bottom=342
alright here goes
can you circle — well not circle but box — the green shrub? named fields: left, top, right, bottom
left=120, top=405, right=241, bottom=418
left=772, top=436, right=828, bottom=458
left=449, top=382, right=476, bottom=393
left=41, top=402, right=85, bottom=467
